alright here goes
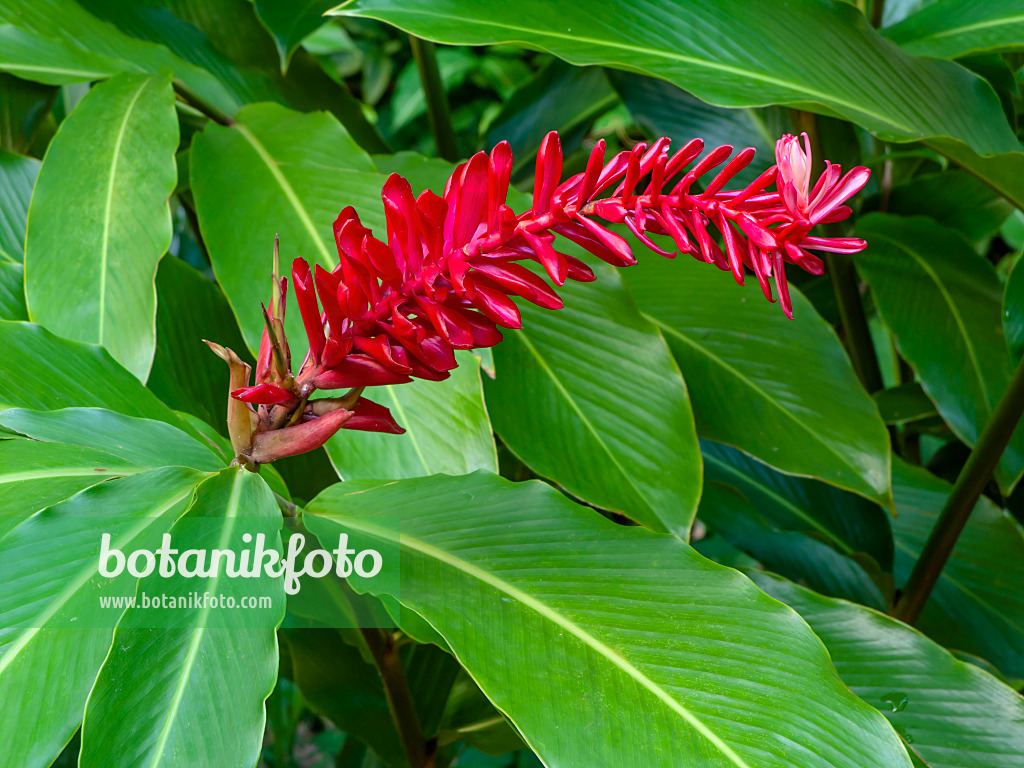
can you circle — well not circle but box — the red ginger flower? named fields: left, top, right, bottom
left=213, top=130, right=869, bottom=466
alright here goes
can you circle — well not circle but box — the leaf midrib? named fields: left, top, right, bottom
left=0, top=482, right=196, bottom=676
left=902, top=13, right=1024, bottom=44
left=234, top=123, right=336, bottom=269
left=145, top=472, right=246, bottom=767
left=867, top=232, right=994, bottom=416
left=644, top=312, right=874, bottom=499
left=0, top=465, right=139, bottom=484
left=514, top=331, right=654, bottom=519
left=342, top=7, right=909, bottom=133
left=97, top=78, right=148, bottom=344
left=315, top=511, right=754, bottom=768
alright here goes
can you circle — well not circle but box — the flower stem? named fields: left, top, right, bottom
left=870, top=0, right=886, bottom=28
left=826, top=249, right=884, bottom=393
left=359, top=625, right=435, bottom=768
left=409, top=36, right=458, bottom=162
left=892, top=355, right=1024, bottom=625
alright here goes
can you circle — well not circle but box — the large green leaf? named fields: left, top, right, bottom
left=625, top=250, right=892, bottom=505
left=885, top=0, right=1024, bottom=59
left=892, top=458, right=1024, bottom=678
left=326, top=350, right=497, bottom=480
left=0, top=150, right=38, bottom=261
left=330, top=0, right=1024, bottom=207
left=25, top=72, right=178, bottom=381
left=0, top=407, right=224, bottom=471
left=752, top=571, right=1024, bottom=768
left=856, top=214, right=1024, bottom=493
left=252, top=0, right=339, bottom=71
left=0, top=263, right=25, bottom=320
left=0, top=0, right=238, bottom=110
left=0, top=439, right=143, bottom=541
left=305, top=471, right=912, bottom=768
left=79, top=468, right=284, bottom=768
left=0, top=467, right=206, bottom=768
left=485, top=263, right=701, bottom=536
left=0, top=321, right=192, bottom=430
left=148, top=256, right=251, bottom=433
left=190, top=102, right=376, bottom=357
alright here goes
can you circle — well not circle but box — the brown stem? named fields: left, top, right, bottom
left=171, top=79, right=234, bottom=127
left=359, top=626, right=434, bottom=768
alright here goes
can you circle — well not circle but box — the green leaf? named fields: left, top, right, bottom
left=252, top=0, right=338, bottom=72
left=0, top=263, right=26, bottom=320
left=190, top=102, right=376, bottom=357
left=0, top=23, right=129, bottom=84
left=484, top=59, right=617, bottom=176
left=698, top=480, right=888, bottom=610
left=0, top=407, right=224, bottom=471
left=79, top=468, right=284, bottom=768
left=0, top=467, right=206, bottom=768
left=699, top=440, right=893, bottom=603
left=1005, top=258, right=1024, bottom=365
left=0, top=320, right=192, bottom=430
left=885, top=0, right=1024, bottom=58
left=869, top=170, right=1014, bottom=252
left=608, top=71, right=772, bottom=186
left=25, top=72, right=178, bottom=381
left=625, top=249, right=892, bottom=505
left=873, top=382, right=940, bottom=426
left=383, top=46, right=478, bottom=136
left=892, top=458, right=1024, bottom=678
left=330, top=0, right=1024, bottom=207
left=485, top=263, right=702, bottom=536
left=0, top=74, right=56, bottom=154
left=0, top=438, right=143, bottom=541
left=305, top=472, right=912, bottom=768
left=0, top=0, right=238, bottom=111
left=856, top=213, right=1024, bottom=493
left=0, top=150, right=38, bottom=261
left=149, top=256, right=251, bottom=433
left=326, top=350, right=497, bottom=480
left=751, top=570, right=1024, bottom=768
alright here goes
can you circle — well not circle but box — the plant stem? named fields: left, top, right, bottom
left=409, top=36, right=458, bottom=162
left=870, top=0, right=886, bottom=28
left=892, top=355, right=1024, bottom=625
left=171, top=79, right=233, bottom=127
left=359, top=626, right=434, bottom=768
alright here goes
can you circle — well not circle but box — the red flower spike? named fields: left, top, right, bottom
left=214, top=129, right=870, bottom=466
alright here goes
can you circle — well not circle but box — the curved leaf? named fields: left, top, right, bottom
left=25, top=72, right=178, bottom=381
left=0, top=0, right=238, bottom=110
left=0, top=24, right=128, bottom=85
left=190, top=102, right=376, bottom=357
left=0, top=467, right=206, bottom=768
left=0, top=407, right=224, bottom=471
left=752, top=571, right=1024, bottom=768
left=892, top=458, right=1024, bottom=678
left=0, top=150, right=39, bottom=261
left=885, top=0, right=1024, bottom=59
left=329, top=0, right=1024, bottom=207
left=0, top=321, right=192, bottom=430
left=79, top=468, right=284, bottom=768
left=252, top=0, right=337, bottom=71
left=625, top=251, right=892, bottom=505
left=856, top=214, right=1024, bottom=493
left=485, top=263, right=702, bottom=536
left=326, top=350, right=497, bottom=480
left=0, top=439, right=142, bottom=540
left=305, top=471, right=912, bottom=768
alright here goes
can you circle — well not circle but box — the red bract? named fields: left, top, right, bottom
left=213, top=130, right=869, bottom=466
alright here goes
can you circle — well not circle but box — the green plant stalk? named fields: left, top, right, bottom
left=870, top=0, right=886, bottom=28
left=893, top=354, right=1024, bottom=625
left=409, top=36, right=459, bottom=162
left=172, top=79, right=233, bottom=127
